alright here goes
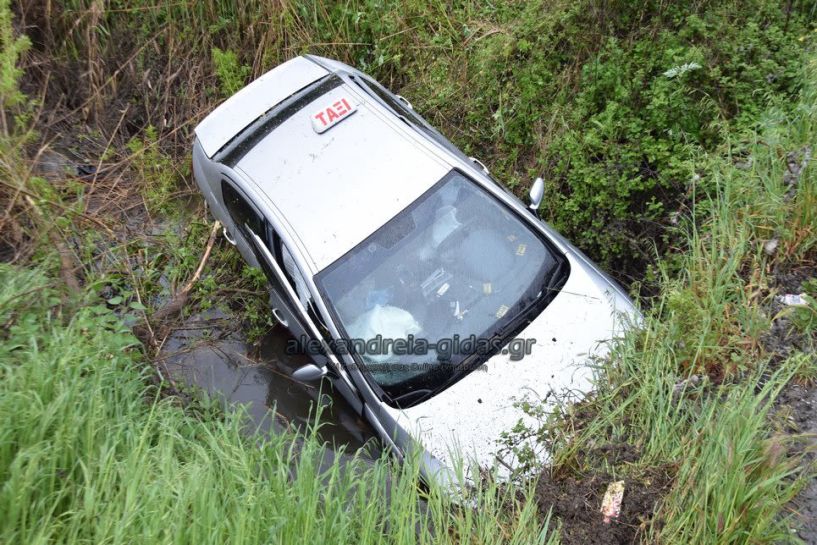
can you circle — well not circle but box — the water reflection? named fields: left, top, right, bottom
left=159, top=309, right=378, bottom=461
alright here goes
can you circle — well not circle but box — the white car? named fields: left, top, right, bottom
left=192, top=55, right=636, bottom=483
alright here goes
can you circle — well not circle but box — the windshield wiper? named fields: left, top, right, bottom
left=484, top=260, right=568, bottom=348
left=543, top=259, right=568, bottom=297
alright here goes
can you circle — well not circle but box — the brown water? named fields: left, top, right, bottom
left=157, top=309, right=379, bottom=461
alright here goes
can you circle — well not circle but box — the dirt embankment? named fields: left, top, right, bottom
left=780, top=382, right=817, bottom=544
left=533, top=465, right=672, bottom=545
left=765, top=265, right=817, bottom=544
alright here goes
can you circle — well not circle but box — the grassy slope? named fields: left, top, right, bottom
left=539, top=55, right=817, bottom=542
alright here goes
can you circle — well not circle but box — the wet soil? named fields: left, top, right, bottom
left=531, top=451, right=671, bottom=545
left=763, top=265, right=817, bottom=365
left=778, top=383, right=817, bottom=543
left=765, top=264, right=817, bottom=543
left=157, top=309, right=379, bottom=464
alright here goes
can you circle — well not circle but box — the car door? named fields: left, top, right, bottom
left=220, top=179, right=357, bottom=393
left=220, top=179, right=307, bottom=339
left=246, top=230, right=363, bottom=412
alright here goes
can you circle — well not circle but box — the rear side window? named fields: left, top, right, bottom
left=358, top=75, right=424, bottom=127
left=355, top=75, right=470, bottom=163
left=221, top=180, right=264, bottom=236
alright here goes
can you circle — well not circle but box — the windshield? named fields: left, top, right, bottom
left=317, top=171, right=567, bottom=406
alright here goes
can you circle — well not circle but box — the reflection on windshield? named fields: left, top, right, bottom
left=318, top=171, right=565, bottom=403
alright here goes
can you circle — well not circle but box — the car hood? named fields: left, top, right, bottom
left=383, top=252, right=636, bottom=477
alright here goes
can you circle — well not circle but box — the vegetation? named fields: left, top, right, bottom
left=1, top=0, right=816, bottom=543
left=503, top=55, right=817, bottom=543
left=25, top=0, right=814, bottom=277
left=0, top=265, right=554, bottom=544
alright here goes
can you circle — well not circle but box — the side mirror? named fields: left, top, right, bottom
left=528, top=177, right=545, bottom=213
left=292, top=363, right=327, bottom=382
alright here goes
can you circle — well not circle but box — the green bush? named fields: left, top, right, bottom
left=0, top=0, right=29, bottom=115
left=211, top=47, right=251, bottom=97
left=543, top=9, right=807, bottom=270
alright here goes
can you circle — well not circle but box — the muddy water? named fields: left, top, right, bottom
left=158, top=309, right=379, bottom=462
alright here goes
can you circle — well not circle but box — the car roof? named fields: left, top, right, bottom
left=234, top=76, right=452, bottom=272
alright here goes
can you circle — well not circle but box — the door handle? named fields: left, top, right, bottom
left=222, top=227, right=237, bottom=245
left=469, top=156, right=490, bottom=175
left=271, top=307, right=288, bottom=327
left=395, top=94, right=413, bottom=110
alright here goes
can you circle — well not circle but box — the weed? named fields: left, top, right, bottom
left=790, top=351, right=817, bottom=387
left=653, top=365, right=804, bottom=543
left=533, top=48, right=817, bottom=543
left=126, top=126, right=183, bottom=214
left=211, top=47, right=251, bottom=98
left=0, top=0, right=29, bottom=136
left=790, top=278, right=817, bottom=335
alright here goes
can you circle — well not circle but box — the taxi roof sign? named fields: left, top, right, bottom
left=312, top=97, right=357, bottom=133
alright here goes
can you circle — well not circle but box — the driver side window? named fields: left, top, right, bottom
left=221, top=180, right=264, bottom=238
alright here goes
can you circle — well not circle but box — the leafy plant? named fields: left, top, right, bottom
left=0, top=0, right=30, bottom=136
left=126, top=126, right=183, bottom=213
left=211, top=47, right=251, bottom=97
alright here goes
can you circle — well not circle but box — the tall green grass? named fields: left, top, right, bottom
left=0, top=265, right=555, bottom=545
left=539, top=53, right=817, bottom=543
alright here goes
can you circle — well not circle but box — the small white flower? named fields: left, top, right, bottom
left=663, top=62, right=702, bottom=78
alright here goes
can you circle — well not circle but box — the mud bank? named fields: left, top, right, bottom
left=766, top=264, right=817, bottom=543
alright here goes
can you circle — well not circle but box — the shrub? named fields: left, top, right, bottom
left=211, top=47, right=251, bottom=97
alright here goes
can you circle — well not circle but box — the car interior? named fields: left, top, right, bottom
left=320, top=172, right=557, bottom=389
